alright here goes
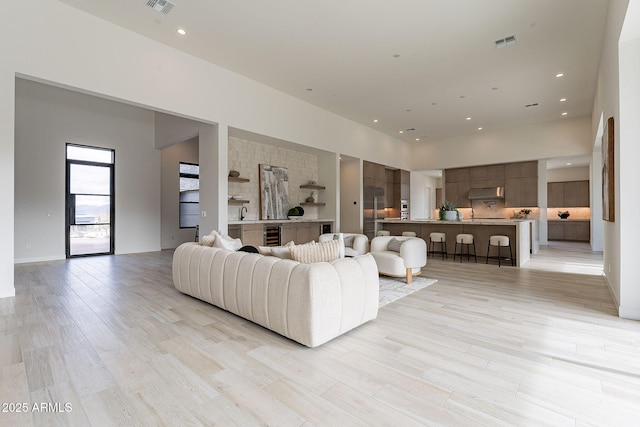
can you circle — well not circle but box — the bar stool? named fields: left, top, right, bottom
left=402, top=231, right=417, bottom=237
left=454, top=233, right=477, bottom=263
left=428, top=232, right=447, bottom=260
left=376, top=230, right=391, bottom=237
left=486, top=235, right=514, bottom=267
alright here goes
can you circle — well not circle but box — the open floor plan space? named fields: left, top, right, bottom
left=4, top=244, right=640, bottom=426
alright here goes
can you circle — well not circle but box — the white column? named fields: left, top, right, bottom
left=0, top=71, right=15, bottom=298
left=198, top=123, right=228, bottom=235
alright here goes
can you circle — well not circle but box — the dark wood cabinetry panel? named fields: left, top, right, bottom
left=547, top=180, right=589, bottom=207
left=548, top=222, right=564, bottom=240
left=548, top=221, right=590, bottom=241
left=504, top=178, right=520, bottom=207
left=520, top=178, right=538, bottom=206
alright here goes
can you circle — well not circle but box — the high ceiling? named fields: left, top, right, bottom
left=59, top=0, right=609, bottom=145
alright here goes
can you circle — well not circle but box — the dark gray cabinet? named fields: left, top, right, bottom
left=547, top=180, right=589, bottom=207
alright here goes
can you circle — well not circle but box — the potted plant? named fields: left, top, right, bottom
left=520, top=208, right=532, bottom=219
left=439, top=200, right=459, bottom=221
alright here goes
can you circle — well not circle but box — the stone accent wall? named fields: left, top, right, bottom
left=228, top=137, right=319, bottom=221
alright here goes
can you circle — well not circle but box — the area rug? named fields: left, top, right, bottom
left=379, top=275, right=438, bottom=307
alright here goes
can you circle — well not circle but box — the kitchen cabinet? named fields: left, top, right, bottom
left=504, top=177, right=537, bottom=207
left=240, top=223, right=264, bottom=246
left=547, top=182, right=564, bottom=207
left=400, top=169, right=410, bottom=200
left=548, top=221, right=590, bottom=241
left=547, top=180, right=589, bottom=207
left=505, top=161, right=538, bottom=179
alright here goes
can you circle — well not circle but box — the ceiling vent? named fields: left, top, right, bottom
left=525, top=103, right=539, bottom=108
left=146, top=0, right=175, bottom=15
left=495, top=35, right=517, bottom=49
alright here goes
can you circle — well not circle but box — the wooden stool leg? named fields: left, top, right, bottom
left=406, top=268, right=412, bottom=284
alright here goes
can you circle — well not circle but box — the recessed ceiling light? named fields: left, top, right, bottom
left=415, top=138, right=420, bottom=141
left=466, top=117, right=471, bottom=121
left=566, top=162, right=572, bottom=166
left=478, top=127, right=483, bottom=131
left=177, top=28, right=186, bottom=35
left=560, top=98, right=567, bottom=102
left=556, top=73, right=564, bottom=78
left=399, top=130, right=404, bottom=134
left=562, top=112, right=568, bottom=116
left=373, top=119, right=378, bottom=123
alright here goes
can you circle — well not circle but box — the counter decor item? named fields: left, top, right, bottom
left=520, top=208, right=532, bottom=219
left=287, top=206, right=304, bottom=220
left=439, top=200, right=459, bottom=221
left=558, top=210, right=570, bottom=219
left=228, top=170, right=240, bottom=178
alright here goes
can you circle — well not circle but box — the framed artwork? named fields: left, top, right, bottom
left=602, top=116, right=615, bottom=222
left=259, top=164, right=290, bottom=220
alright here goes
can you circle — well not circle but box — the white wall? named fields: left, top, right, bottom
left=161, top=137, right=199, bottom=249
left=14, top=79, right=160, bottom=263
left=410, top=172, right=439, bottom=220
left=339, top=157, right=362, bottom=233
left=547, top=166, right=590, bottom=182
left=410, top=117, right=593, bottom=171
left=618, top=8, right=640, bottom=318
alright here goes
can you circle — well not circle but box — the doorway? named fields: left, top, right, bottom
left=65, top=144, right=115, bottom=257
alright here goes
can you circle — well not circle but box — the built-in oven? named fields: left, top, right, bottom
left=400, top=200, right=409, bottom=220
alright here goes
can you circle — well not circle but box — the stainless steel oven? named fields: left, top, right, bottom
left=400, top=200, right=409, bottom=220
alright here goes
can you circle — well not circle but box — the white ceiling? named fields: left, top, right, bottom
left=59, top=0, right=609, bottom=146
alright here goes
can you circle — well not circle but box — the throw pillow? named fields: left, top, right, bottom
left=201, top=233, right=216, bottom=247
left=343, top=235, right=355, bottom=248
left=212, top=231, right=243, bottom=251
left=290, top=239, right=340, bottom=263
left=387, top=237, right=403, bottom=252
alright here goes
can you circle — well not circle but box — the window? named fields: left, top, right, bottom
left=179, top=162, right=199, bottom=228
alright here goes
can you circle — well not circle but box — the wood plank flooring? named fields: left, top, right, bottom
left=3, top=243, right=640, bottom=426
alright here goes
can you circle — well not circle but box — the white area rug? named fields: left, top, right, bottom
left=379, top=275, right=438, bottom=307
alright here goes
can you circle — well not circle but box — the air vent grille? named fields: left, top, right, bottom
left=495, top=35, right=517, bottom=49
left=146, top=0, right=175, bottom=15
left=525, top=103, right=539, bottom=108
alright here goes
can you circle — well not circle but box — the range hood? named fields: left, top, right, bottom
left=468, top=187, right=504, bottom=200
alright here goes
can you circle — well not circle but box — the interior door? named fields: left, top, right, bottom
left=66, top=145, right=114, bottom=257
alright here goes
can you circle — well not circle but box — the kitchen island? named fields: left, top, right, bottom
left=377, top=219, right=536, bottom=266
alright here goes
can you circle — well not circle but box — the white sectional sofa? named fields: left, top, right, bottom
left=172, top=242, right=380, bottom=347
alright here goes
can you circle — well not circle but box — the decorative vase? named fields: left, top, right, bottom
left=228, top=170, right=240, bottom=178
left=310, top=190, right=318, bottom=203
left=444, top=210, right=457, bottom=221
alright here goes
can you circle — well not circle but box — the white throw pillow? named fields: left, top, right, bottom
left=290, top=240, right=340, bottom=263
left=212, top=231, right=243, bottom=251
left=201, top=233, right=216, bottom=247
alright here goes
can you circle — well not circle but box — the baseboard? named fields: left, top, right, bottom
left=618, top=306, right=640, bottom=320
left=14, top=255, right=65, bottom=264
left=0, top=288, right=15, bottom=299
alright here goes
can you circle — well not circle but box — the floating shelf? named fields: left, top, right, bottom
left=300, top=202, right=325, bottom=206
left=229, top=177, right=250, bottom=183
left=228, top=199, right=249, bottom=204
left=299, top=184, right=325, bottom=190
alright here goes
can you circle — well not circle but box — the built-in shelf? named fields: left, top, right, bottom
left=300, top=202, right=325, bottom=206
left=228, top=199, right=249, bottom=204
left=299, top=184, right=325, bottom=190
left=229, top=177, right=250, bottom=183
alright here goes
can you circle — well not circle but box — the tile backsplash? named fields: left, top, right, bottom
left=228, top=137, right=319, bottom=221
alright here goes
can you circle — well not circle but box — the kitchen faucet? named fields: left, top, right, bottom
left=240, top=206, right=247, bottom=221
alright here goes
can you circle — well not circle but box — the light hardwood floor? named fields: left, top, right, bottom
left=3, top=243, right=640, bottom=426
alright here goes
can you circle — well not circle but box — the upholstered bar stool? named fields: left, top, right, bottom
left=402, top=231, right=417, bottom=237
left=486, top=235, right=514, bottom=267
left=428, top=232, right=447, bottom=260
left=454, top=233, right=477, bottom=263
left=376, top=230, right=391, bottom=237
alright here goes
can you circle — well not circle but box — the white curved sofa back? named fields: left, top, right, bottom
left=172, top=242, right=379, bottom=347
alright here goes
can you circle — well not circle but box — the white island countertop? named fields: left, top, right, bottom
left=377, top=218, right=534, bottom=225
left=229, top=218, right=334, bottom=225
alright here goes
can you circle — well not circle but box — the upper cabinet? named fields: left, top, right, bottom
left=444, top=160, right=538, bottom=208
left=547, top=180, right=589, bottom=207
